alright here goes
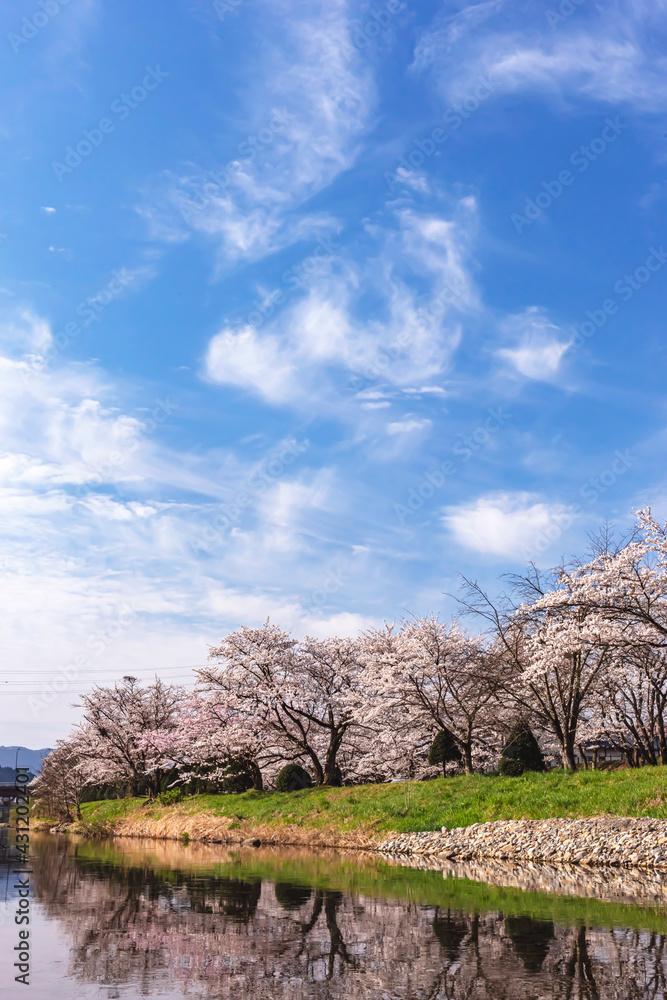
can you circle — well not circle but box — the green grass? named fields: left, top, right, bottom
left=77, top=766, right=667, bottom=835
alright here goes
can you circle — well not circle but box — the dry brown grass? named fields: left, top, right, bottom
left=110, top=807, right=382, bottom=850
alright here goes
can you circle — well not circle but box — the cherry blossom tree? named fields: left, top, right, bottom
left=529, top=509, right=667, bottom=646
left=515, top=612, right=613, bottom=770
left=139, top=694, right=268, bottom=790
left=500, top=510, right=667, bottom=768
left=74, top=675, right=186, bottom=796
left=458, top=573, right=613, bottom=771
left=198, top=621, right=364, bottom=785
left=347, top=623, right=426, bottom=782
left=594, top=645, right=667, bottom=766
left=357, top=617, right=497, bottom=775
left=31, top=738, right=91, bottom=821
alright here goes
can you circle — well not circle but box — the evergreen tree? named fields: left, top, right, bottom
left=428, top=729, right=463, bottom=777
left=276, top=763, right=313, bottom=792
left=499, top=721, right=545, bottom=776
left=220, top=756, right=255, bottom=793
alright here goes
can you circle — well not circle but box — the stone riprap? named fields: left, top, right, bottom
left=379, top=817, right=667, bottom=870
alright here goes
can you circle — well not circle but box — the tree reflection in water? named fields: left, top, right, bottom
left=432, top=908, right=469, bottom=962
left=28, top=836, right=667, bottom=1000
left=505, top=915, right=554, bottom=973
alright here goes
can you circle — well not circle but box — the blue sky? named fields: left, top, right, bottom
left=1, top=0, right=666, bottom=742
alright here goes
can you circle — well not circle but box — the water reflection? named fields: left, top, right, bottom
left=20, top=835, right=667, bottom=998
left=504, top=915, right=554, bottom=973
left=432, top=908, right=469, bottom=961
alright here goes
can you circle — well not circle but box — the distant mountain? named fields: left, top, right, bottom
left=0, top=747, right=51, bottom=773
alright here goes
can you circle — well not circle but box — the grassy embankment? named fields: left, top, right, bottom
left=61, top=766, right=667, bottom=844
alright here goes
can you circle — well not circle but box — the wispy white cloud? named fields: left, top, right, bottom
left=496, top=307, right=571, bottom=381
left=143, top=0, right=375, bottom=266
left=386, top=417, right=432, bottom=435
left=414, top=2, right=667, bottom=113
left=443, top=491, right=572, bottom=557
left=204, top=200, right=478, bottom=407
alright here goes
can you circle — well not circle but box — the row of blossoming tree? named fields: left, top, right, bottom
left=33, top=509, right=667, bottom=816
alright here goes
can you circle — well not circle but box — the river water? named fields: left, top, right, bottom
left=1, top=832, right=666, bottom=998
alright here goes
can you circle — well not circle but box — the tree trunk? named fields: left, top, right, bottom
left=463, top=743, right=474, bottom=775
left=658, top=715, right=667, bottom=765
left=562, top=734, right=577, bottom=771
left=304, top=747, right=324, bottom=785
left=577, top=744, right=588, bottom=770
left=565, top=926, right=599, bottom=999
left=249, top=760, right=263, bottom=791
left=322, top=729, right=345, bottom=786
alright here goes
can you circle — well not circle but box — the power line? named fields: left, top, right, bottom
left=0, top=663, right=216, bottom=694
left=1, top=683, right=200, bottom=695
left=0, top=664, right=209, bottom=679
left=0, top=681, right=199, bottom=688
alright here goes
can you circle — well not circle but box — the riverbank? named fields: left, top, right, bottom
left=34, top=767, right=667, bottom=865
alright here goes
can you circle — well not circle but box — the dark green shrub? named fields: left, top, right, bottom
left=428, top=729, right=463, bottom=776
left=220, top=758, right=255, bottom=794
left=499, top=721, right=545, bottom=776
left=276, top=763, right=312, bottom=792
left=498, top=757, right=524, bottom=777
left=157, top=788, right=183, bottom=805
